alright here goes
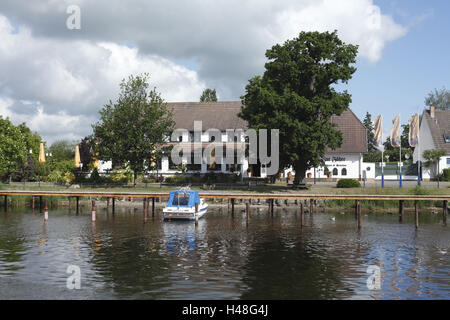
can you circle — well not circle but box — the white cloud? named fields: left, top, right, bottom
left=267, top=0, right=407, bottom=63
left=0, top=0, right=408, bottom=143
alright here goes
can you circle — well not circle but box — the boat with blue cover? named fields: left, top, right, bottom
left=163, top=188, right=208, bottom=221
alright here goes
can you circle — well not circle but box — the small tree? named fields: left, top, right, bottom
left=423, top=149, right=447, bottom=188
left=200, top=88, right=218, bottom=102
left=92, top=74, right=175, bottom=186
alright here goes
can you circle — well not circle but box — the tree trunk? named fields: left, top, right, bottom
left=293, top=163, right=306, bottom=185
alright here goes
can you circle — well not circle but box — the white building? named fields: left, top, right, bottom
left=99, top=102, right=368, bottom=180
left=413, top=106, right=450, bottom=180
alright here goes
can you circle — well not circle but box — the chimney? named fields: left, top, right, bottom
left=430, top=106, right=435, bottom=118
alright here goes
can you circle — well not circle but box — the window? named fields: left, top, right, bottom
left=173, top=193, right=190, bottom=206
left=332, top=168, right=338, bottom=176
left=447, top=158, right=450, bottom=168
left=444, top=133, right=450, bottom=143
left=341, top=168, right=347, bottom=176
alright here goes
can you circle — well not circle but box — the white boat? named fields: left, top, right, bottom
left=163, top=189, right=208, bottom=221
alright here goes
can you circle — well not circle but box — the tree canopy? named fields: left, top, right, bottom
left=91, top=74, right=175, bottom=185
left=49, top=140, right=75, bottom=162
left=425, top=87, right=450, bottom=110
left=200, top=88, right=218, bottom=102
left=0, top=117, right=42, bottom=180
left=239, top=31, right=358, bottom=184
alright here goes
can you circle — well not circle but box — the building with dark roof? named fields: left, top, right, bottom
left=413, top=106, right=450, bottom=179
left=155, top=101, right=367, bottom=179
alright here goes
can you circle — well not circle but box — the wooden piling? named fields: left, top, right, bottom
left=31, top=196, right=35, bottom=210
left=44, top=199, right=48, bottom=221
left=399, top=200, right=404, bottom=222
left=355, top=200, right=359, bottom=219
left=357, top=200, right=362, bottom=229
left=228, top=198, right=231, bottom=213
left=68, top=197, right=72, bottom=211
left=415, top=201, right=419, bottom=229
left=195, top=202, right=199, bottom=225
left=91, top=200, right=96, bottom=222
left=300, top=201, right=304, bottom=226
left=106, top=197, right=110, bottom=211
left=39, top=196, right=43, bottom=212
left=246, top=202, right=250, bottom=220
left=231, top=198, right=235, bottom=216
left=443, top=200, right=448, bottom=226
left=112, top=197, right=115, bottom=214
left=310, top=199, right=313, bottom=214
left=76, top=197, right=79, bottom=214
left=152, top=197, right=155, bottom=217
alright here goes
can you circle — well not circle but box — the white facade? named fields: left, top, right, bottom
left=412, top=108, right=450, bottom=179
left=283, top=153, right=364, bottom=180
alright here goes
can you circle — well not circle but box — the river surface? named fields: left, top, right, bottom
left=0, top=206, right=448, bottom=300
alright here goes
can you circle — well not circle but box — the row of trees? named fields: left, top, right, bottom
left=1, top=30, right=447, bottom=186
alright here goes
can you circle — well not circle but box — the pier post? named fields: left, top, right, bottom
left=4, top=195, right=7, bottom=211
left=152, top=197, right=155, bottom=217
left=76, top=197, right=79, bottom=214
left=357, top=200, right=362, bottom=229
left=112, top=197, right=115, bottom=214
left=68, top=197, right=72, bottom=211
left=270, top=199, right=274, bottom=216
left=310, top=199, right=313, bottom=214
left=31, top=196, right=35, bottom=210
left=300, top=201, right=304, bottom=226
left=415, top=201, right=419, bottom=229
left=106, top=198, right=110, bottom=211
left=355, top=200, right=358, bottom=219
left=143, top=198, right=147, bottom=212
left=399, top=200, right=404, bottom=222
left=228, top=198, right=230, bottom=213
left=443, top=200, right=448, bottom=226
left=246, top=202, right=250, bottom=221
left=195, top=202, right=199, bottom=225
left=39, top=196, right=43, bottom=212
left=231, top=198, right=235, bottom=217
left=44, top=199, right=48, bottom=222
left=91, top=200, right=96, bottom=222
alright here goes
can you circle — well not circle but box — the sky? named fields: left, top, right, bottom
left=0, top=0, right=448, bottom=145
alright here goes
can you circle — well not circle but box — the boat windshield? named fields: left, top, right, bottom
left=173, top=193, right=190, bottom=206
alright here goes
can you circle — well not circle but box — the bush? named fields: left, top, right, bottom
left=336, top=179, right=361, bottom=188
left=438, top=168, right=450, bottom=181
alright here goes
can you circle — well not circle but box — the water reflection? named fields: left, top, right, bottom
left=0, top=206, right=448, bottom=299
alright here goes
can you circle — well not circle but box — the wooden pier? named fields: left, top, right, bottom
left=1, top=190, right=448, bottom=228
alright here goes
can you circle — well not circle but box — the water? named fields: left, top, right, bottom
left=0, top=206, right=448, bottom=299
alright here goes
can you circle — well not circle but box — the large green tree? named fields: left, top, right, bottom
left=0, top=117, right=28, bottom=180
left=425, top=87, right=450, bottom=110
left=200, top=88, right=218, bottom=102
left=92, top=74, right=175, bottom=185
left=240, top=31, right=358, bottom=184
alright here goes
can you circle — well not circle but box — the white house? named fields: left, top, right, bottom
left=413, top=106, right=450, bottom=179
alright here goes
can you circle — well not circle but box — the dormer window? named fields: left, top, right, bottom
left=444, top=133, right=450, bottom=143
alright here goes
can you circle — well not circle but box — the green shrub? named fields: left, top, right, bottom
left=439, top=168, right=450, bottom=181
left=336, top=179, right=361, bottom=188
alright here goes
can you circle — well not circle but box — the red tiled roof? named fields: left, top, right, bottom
left=167, top=102, right=367, bottom=154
